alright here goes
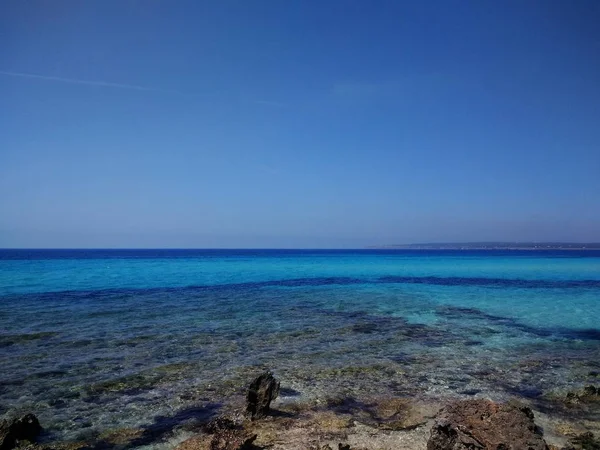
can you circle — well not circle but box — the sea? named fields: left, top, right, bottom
left=1, top=249, right=599, bottom=444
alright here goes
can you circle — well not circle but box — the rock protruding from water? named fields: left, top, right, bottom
left=565, top=385, right=600, bottom=403
left=246, top=371, right=280, bottom=420
left=427, top=399, right=549, bottom=450
left=565, top=431, right=600, bottom=449
left=0, top=414, right=42, bottom=450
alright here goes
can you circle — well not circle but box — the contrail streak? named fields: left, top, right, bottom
left=0, top=70, right=181, bottom=94
left=0, top=69, right=285, bottom=106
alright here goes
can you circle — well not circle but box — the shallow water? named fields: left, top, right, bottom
left=1, top=249, right=599, bottom=443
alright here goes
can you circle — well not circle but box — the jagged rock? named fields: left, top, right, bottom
left=177, top=413, right=258, bottom=450
left=246, top=371, right=280, bottom=420
left=566, top=386, right=600, bottom=404
left=427, top=399, right=549, bottom=450
left=583, top=386, right=599, bottom=396
left=175, top=430, right=257, bottom=450
left=0, top=414, right=42, bottom=450
left=565, top=432, right=600, bottom=450
left=203, top=416, right=237, bottom=434
left=13, top=441, right=86, bottom=450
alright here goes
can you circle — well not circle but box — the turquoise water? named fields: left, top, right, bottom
left=1, top=249, right=599, bottom=443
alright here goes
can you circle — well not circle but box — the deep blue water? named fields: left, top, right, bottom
left=1, top=249, right=599, bottom=442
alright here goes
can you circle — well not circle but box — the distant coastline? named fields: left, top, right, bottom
left=367, top=242, right=600, bottom=250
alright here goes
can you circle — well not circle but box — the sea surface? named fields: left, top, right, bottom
left=1, top=249, right=599, bottom=443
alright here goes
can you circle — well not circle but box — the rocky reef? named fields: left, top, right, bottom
left=0, top=414, right=42, bottom=450
left=427, top=399, right=548, bottom=450
left=2, top=372, right=600, bottom=450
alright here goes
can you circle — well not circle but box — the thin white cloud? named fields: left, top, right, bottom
left=256, top=163, right=281, bottom=175
left=0, top=70, right=179, bottom=94
left=0, top=69, right=284, bottom=106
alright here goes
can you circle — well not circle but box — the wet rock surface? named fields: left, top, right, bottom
left=246, top=372, right=280, bottom=420
left=323, top=396, right=429, bottom=431
left=4, top=372, right=600, bottom=450
left=0, top=414, right=42, bottom=450
left=427, top=399, right=549, bottom=450
left=565, top=431, right=600, bottom=449
left=566, top=386, right=600, bottom=404
left=539, top=384, right=600, bottom=426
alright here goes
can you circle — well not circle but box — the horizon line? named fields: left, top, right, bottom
left=1, top=243, right=600, bottom=251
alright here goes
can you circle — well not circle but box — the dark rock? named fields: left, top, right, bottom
left=0, top=414, right=42, bottom=450
left=463, top=340, right=483, bottom=347
left=512, top=385, right=544, bottom=399
left=565, top=385, right=600, bottom=403
left=203, top=417, right=237, bottom=434
left=427, top=399, right=549, bottom=450
left=246, top=371, right=280, bottom=420
left=350, top=322, right=379, bottom=334
left=583, top=386, right=599, bottom=396
left=459, top=389, right=481, bottom=396
left=566, top=432, right=600, bottom=450
left=317, top=446, right=354, bottom=450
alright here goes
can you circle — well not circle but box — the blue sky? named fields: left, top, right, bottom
left=1, top=1, right=599, bottom=248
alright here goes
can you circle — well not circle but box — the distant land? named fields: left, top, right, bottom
left=368, top=242, right=600, bottom=250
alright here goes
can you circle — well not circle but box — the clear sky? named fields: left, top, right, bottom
left=1, top=1, right=599, bottom=248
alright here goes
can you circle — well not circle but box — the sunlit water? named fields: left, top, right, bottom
left=1, top=249, right=599, bottom=443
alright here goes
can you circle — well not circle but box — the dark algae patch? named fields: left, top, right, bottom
left=0, top=332, right=59, bottom=347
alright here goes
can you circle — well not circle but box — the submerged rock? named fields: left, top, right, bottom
left=10, top=442, right=86, bottom=450
left=323, top=396, right=428, bottom=431
left=370, top=397, right=428, bottom=431
left=97, top=427, right=144, bottom=446
left=427, top=399, right=548, bottom=450
left=246, top=371, right=280, bottom=420
left=565, top=432, right=600, bottom=450
left=311, top=411, right=353, bottom=432
left=0, top=414, right=42, bottom=450
left=565, top=386, right=600, bottom=404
